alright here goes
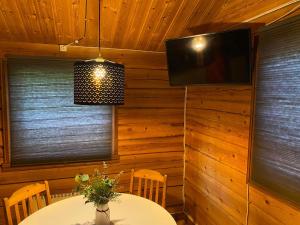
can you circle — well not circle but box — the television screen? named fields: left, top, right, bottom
left=165, top=29, right=252, bottom=86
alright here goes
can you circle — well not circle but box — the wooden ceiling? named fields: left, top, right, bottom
left=0, top=0, right=299, bottom=52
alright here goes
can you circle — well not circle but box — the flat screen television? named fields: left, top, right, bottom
left=165, top=29, right=252, bottom=86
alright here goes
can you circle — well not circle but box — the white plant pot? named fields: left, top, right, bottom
left=95, top=203, right=110, bottom=225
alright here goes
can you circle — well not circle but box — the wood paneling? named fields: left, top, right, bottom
left=184, top=85, right=300, bottom=225
left=0, top=41, right=167, bottom=69
left=0, top=58, right=5, bottom=166
left=249, top=186, right=300, bottom=225
left=0, top=50, right=185, bottom=225
left=1, top=2, right=300, bottom=224
left=0, top=0, right=299, bottom=51
left=185, top=86, right=250, bottom=225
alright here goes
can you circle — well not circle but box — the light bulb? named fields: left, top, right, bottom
left=192, top=36, right=207, bottom=51
left=94, top=67, right=106, bottom=80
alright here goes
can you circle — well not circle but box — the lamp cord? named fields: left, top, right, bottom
left=98, top=0, right=102, bottom=57
left=77, top=0, right=88, bottom=42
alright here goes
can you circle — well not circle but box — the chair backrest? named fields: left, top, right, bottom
left=3, top=181, right=51, bottom=225
left=129, top=169, right=167, bottom=208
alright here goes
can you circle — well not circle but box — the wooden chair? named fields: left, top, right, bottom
left=3, top=181, right=51, bottom=225
left=129, top=169, right=167, bottom=208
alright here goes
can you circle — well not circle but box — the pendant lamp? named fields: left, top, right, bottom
left=74, top=1, right=124, bottom=105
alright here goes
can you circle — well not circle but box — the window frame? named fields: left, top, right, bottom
left=0, top=57, right=119, bottom=170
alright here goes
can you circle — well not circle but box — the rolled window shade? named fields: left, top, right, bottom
left=251, top=15, right=300, bottom=206
left=8, top=58, right=113, bottom=166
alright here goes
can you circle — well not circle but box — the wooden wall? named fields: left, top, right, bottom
left=184, top=86, right=300, bottom=225
left=0, top=45, right=185, bottom=224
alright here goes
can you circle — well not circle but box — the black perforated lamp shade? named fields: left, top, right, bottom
left=74, top=60, right=125, bottom=105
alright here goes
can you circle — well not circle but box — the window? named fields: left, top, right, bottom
left=251, top=16, right=300, bottom=206
left=7, top=57, right=115, bottom=167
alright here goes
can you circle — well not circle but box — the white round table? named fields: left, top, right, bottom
left=19, top=193, right=176, bottom=225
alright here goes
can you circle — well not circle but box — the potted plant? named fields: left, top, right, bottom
left=75, top=162, right=122, bottom=225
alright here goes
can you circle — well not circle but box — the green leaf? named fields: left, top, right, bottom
left=75, top=175, right=81, bottom=183
left=81, top=174, right=90, bottom=182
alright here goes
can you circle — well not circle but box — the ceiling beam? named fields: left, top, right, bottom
left=0, top=41, right=167, bottom=69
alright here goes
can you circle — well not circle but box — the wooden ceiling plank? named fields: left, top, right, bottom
left=76, top=0, right=87, bottom=45
left=134, top=0, right=167, bottom=50
left=184, top=0, right=213, bottom=27
left=218, top=0, right=247, bottom=19
left=70, top=0, right=83, bottom=44
left=184, top=0, right=228, bottom=35
left=27, top=0, right=46, bottom=43
left=70, top=0, right=77, bottom=43
left=197, top=0, right=300, bottom=33
left=83, top=0, right=98, bottom=47
left=120, top=0, right=153, bottom=49
left=53, top=0, right=64, bottom=45
left=153, top=0, right=188, bottom=51
left=65, top=0, right=73, bottom=43
left=186, top=0, right=227, bottom=34
left=215, top=0, right=296, bottom=22
left=31, top=0, right=49, bottom=43
left=0, top=0, right=299, bottom=50
left=46, top=0, right=59, bottom=43
left=56, top=0, right=77, bottom=45
left=247, top=2, right=300, bottom=24
left=0, top=1, right=14, bottom=41
left=1, top=0, right=17, bottom=41
left=50, top=0, right=60, bottom=44
left=100, top=0, right=119, bottom=48
left=112, top=0, right=137, bottom=48
left=120, top=0, right=149, bottom=49
left=156, top=0, right=201, bottom=51
left=37, top=0, right=58, bottom=43
left=100, top=0, right=113, bottom=47
left=62, top=0, right=74, bottom=44
left=146, top=0, right=183, bottom=51
left=79, top=0, right=86, bottom=42
left=0, top=0, right=26, bottom=42
left=10, top=0, right=30, bottom=42
left=132, top=0, right=155, bottom=50
left=101, top=0, right=124, bottom=48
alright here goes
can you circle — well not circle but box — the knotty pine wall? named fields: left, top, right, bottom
left=184, top=86, right=300, bottom=225
left=0, top=47, right=185, bottom=224
left=1, top=43, right=299, bottom=225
